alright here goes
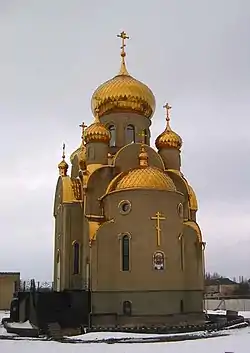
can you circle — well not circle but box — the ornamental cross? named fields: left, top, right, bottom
left=163, top=103, right=172, bottom=121
left=62, top=143, right=66, bottom=160
left=117, top=31, right=129, bottom=52
left=79, top=122, right=87, bottom=142
left=151, top=211, right=166, bottom=247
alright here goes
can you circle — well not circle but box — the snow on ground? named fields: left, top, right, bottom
left=1, top=310, right=250, bottom=352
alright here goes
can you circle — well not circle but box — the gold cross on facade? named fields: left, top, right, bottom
left=163, top=103, right=172, bottom=121
left=138, top=130, right=147, bottom=143
left=151, top=211, right=166, bottom=247
left=117, top=31, right=129, bottom=53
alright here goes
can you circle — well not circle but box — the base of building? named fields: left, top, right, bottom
left=91, top=312, right=205, bottom=327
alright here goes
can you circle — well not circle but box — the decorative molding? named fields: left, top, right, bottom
left=118, top=232, right=132, bottom=240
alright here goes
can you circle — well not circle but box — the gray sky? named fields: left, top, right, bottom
left=0, top=0, right=249, bottom=281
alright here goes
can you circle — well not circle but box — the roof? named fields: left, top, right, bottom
left=0, top=272, right=20, bottom=276
left=205, top=277, right=238, bottom=286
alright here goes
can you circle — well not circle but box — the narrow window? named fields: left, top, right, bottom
left=73, top=242, right=80, bottom=274
left=109, top=125, right=116, bottom=147
left=126, top=124, right=135, bottom=144
left=143, top=129, right=147, bottom=143
left=122, top=235, right=130, bottom=271
left=179, top=234, right=185, bottom=271
left=180, top=299, right=184, bottom=313
left=123, top=301, right=132, bottom=316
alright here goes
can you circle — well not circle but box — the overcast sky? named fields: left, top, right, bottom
left=0, top=0, right=249, bottom=282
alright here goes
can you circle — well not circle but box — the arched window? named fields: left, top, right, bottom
left=56, top=250, right=60, bottom=264
left=143, top=129, right=147, bottom=143
left=108, top=125, right=116, bottom=147
left=73, top=242, right=80, bottom=274
left=126, top=125, right=135, bottom=144
left=123, top=301, right=132, bottom=316
left=122, top=235, right=130, bottom=271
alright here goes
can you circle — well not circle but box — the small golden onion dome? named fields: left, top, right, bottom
left=91, top=32, right=156, bottom=119
left=155, top=103, right=182, bottom=150
left=188, top=184, right=198, bottom=211
left=84, top=110, right=111, bottom=144
left=58, top=143, right=68, bottom=176
left=107, top=144, right=176, bottom=193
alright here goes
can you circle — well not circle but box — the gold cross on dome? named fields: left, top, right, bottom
left=117, top=31, right=129, bottom=52
left=79, top=122, right=87, bottom=141
left=151, top=211, right=166, bottom=247
left=62, top=143, right=66, bottom=160
left=163, top=103, right=172, bottom=121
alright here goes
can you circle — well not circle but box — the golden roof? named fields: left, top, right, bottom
left=91, top=32, right=156, bottom=120
left=84, top=110, right=110, bottom=144
left=188, top=184, right=198, bottom=211
left=155, top=103, right=182, bottom=150
left=70, top=145, right=86, bottom=164
left=184, top=221, right=202, bottom=242
left=58, top=143, right=69, bottom=176
left=106, top=144, right=176, bottom=193
left=61, top=177, right=82, bottom=203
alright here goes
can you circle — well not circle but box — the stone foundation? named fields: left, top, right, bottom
left=91, top=312, right=205, bottom=327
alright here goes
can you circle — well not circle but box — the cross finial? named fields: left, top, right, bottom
left=117, top=31, right=130, bottom=75
left=79, top=122, right=87, bottom=142
left=163, top=103, right=172, bottom=122
left=94, top=107, right=100, bottom=123
left=117, top=31, right=129, bottom=56
left=62, top=143, right=66, bottom=160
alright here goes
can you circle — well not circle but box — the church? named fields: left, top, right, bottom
left=53, top=32, right=205, bottom=326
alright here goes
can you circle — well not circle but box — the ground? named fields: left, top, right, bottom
left=1, top=310, right=250, bottom=352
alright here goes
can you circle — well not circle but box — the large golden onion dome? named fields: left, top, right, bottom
left=58, top=143, right=68, bottom=176
left=106, top=144, right=176, bottom=193
left=155, top=103, right=182, bottom=150
left=84, top=110, right=111, bottom=144
left=91, top=32, right=156, bottom=119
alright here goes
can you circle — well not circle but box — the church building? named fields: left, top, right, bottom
left=53, top=32, right=205, bottom=326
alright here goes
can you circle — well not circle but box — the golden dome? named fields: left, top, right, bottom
left=107, top=144, right=176, bottom=193
left=155, top=103, right=182, bottom=150
left=84, top=110, right=111, bottom=144
left=91, top=32, right=156, bottom=119
left=70, top=145, right=86, bottom=164
left=188, top=184, right=198, bottom=211
left=58, top=143, right=68, bottom=176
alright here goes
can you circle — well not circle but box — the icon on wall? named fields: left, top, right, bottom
left=153, top=251, right=165, bottom=270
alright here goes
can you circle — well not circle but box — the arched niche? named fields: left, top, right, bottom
left=85, top=166, right=116, bottom=217
left=113, top=143, right=165, bottom=173
left=108, top=124, right=116, bottom=147
left=126, top=124, right=135, bottom=144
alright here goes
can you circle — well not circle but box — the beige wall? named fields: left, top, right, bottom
left=0, top=273, right=20, bottom=310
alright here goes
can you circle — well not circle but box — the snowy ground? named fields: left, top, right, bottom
left=1, top=310, right=250, bottom=352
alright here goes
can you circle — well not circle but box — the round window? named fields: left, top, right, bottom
left=118, top=200, right=132, bottom=215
